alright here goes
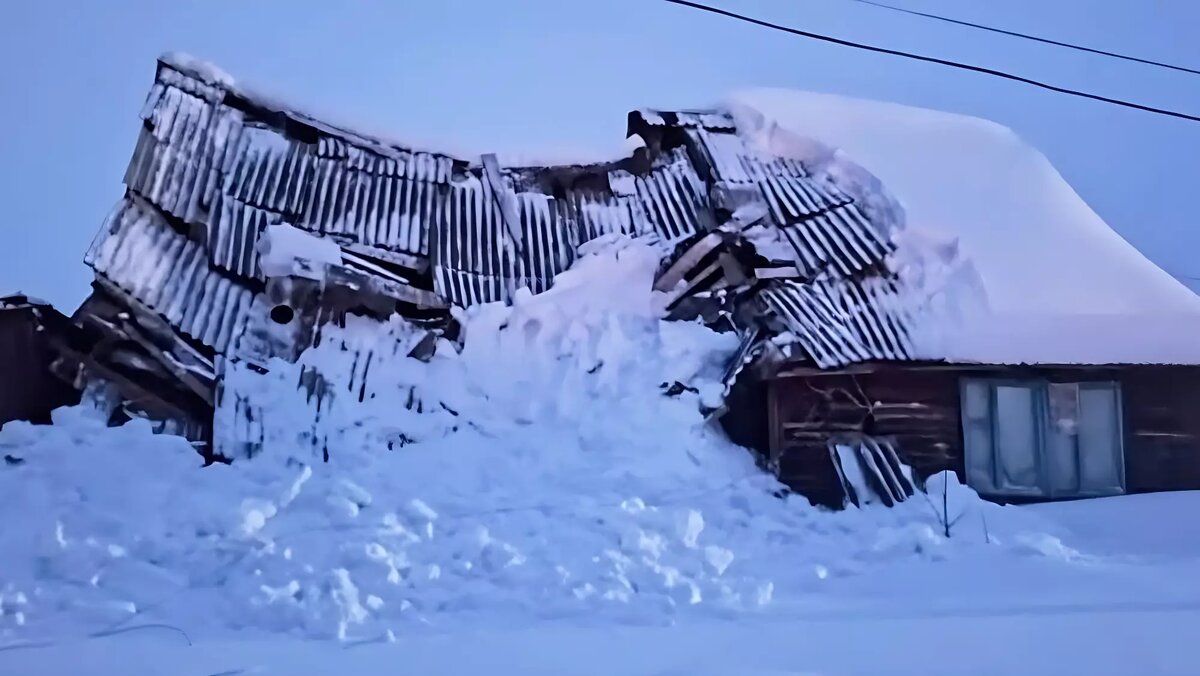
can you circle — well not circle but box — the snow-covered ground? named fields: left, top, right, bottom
left=2, top=485, right=1198, bottom=675
left=3, top=239, right=1198, bottom=673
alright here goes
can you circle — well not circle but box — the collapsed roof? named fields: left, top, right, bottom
left=55, top=55, right=1200, bottom=459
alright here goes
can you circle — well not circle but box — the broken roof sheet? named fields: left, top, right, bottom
left=158, top=53, right=466, bottom=169
left=760, top=279, right=914, bottom=368
left=87, top=197, right=256, bottom=353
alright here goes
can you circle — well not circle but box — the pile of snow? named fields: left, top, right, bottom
left=730, top=89, right=1200, bottom=365
left=1, top=238, right=1072, bottom=643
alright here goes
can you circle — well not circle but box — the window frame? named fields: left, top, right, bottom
left=959, top=377, right=1126, bottom=499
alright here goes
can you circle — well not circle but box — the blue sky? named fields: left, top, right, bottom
left=2, top=0, right=1198, bottom=309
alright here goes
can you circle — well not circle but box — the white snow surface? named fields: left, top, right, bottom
left=0, top=238, right=1095, bottom=645
left=257, top=223, right=344, bottom=280
left=730, top=88, right=1200, bottom=365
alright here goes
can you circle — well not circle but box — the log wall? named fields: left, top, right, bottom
left=762, top=363, right=1200, bottom=505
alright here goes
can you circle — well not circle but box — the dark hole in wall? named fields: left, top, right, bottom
left=270, top=305, right=295, bottom=325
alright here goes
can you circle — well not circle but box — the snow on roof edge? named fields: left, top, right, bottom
left=924, top=313, right=1200, bottom=367
left=157, top=52, right=642, bottom=170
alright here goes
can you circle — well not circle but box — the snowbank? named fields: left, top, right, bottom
left=729, top=88, right=1200, bottom=365
left=0, top=238, right=1076, bottom=643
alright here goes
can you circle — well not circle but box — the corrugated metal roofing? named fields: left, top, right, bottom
left=87, top=197, right=255, bottom=352
left=159, top=56, right=464, bottom=172
left=434, top=175, right=515, bottom=306
left=222, top=125, right=304, bottom=214
left=137, top=61, right=455, bottom=262
left=676, top=125, right=893, bottom=279
left=207, top=193, right=276, bottom=280
left=298, top=157, right=443, bottom=254
left=760, top=279, right=914, bottom=368
left=778, top=204, right=891, bottom=277
left=126, top=85, right=237, bottom=225
left=570, top=190, right=645, bottom=242
left=684, top=128, right=768, bottom=184
left=433, top=176, right=580, bottom=307
left=636, top=149, right=714, bottom=242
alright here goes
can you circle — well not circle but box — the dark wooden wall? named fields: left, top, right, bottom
left=1120, top=366, right=1200, bottom=492
left=0, top=307, right=80, bottom=426
left=767, top=366, right=963, bottom=505
left=757, top=363, right=1200, bottom=504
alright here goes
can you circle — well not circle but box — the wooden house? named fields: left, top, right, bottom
left=52, top=56, right=1200, bottom=504
left=716, top=89, right=1200, bottom=507
left=725, top=359, right=1200, bottom=508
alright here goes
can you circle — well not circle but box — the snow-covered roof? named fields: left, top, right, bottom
left=158, top=52, right=640, bottom=170
left=728, top=89, right=1200, bottom=366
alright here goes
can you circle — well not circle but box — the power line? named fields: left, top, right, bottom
left=842, top=0, right=1200, bottom=77
left=661, top=0, right=1200, bottom=124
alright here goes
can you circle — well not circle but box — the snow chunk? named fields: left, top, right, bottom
left=160, top=51, right=236, bottom=88
left=257, top=224, right=343, bottom=280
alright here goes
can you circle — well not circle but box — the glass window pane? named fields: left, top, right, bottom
left=1078, top=385, right=1124, bottom=494
left=1045, top=383, right=1080, bottom=495
left=994, top=385, right=1041, bottom=493
left=963, top=380, right=990, bottom=421
left=961, top=381, right=995, bottom=493
left=1045, top=428, right=1079, bottom=495
left=1048, top=383, right=1080, bottom=435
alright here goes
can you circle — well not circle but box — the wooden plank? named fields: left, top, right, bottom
left=480, top=154, right=524, bottom=254
left=340, top=241, right=429, bottom=273
left=102, top=315, right=215, bottom=406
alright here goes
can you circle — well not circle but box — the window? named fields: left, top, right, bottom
left=960, top=379, right=1125, bottom=498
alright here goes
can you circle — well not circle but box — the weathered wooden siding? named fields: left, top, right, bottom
left=1119, top=366, right=1200, bottom=492
left=768, top=367, right=962, bottom=505
left=762, top=363, right=1200, bottom=504
left=0, top=307, right=80, bottom=425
